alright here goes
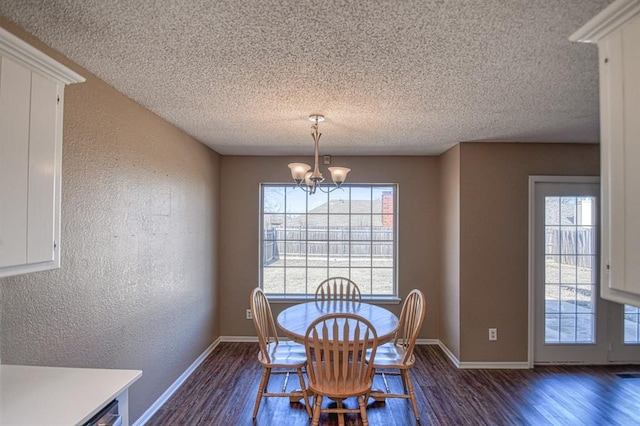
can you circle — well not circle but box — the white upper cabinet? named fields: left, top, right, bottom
left=571, top=0, right=640, bottom=306
left=0, top=27, right=84, bottom=278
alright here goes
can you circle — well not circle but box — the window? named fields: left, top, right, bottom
left=260, top=184, right=397, bottom=298
left=625, top=304, right=640, bottom=344
left=543, top=196, right=597, bottom=343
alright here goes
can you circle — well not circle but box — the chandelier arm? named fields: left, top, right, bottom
left=293, top=180, right=319, bottom=195
left=293, top=181, right=311, bottom=193
left=317, top=184, right=345, bottom=194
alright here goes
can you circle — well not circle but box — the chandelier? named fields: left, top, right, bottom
left=288, top=114, right=351, bottom=195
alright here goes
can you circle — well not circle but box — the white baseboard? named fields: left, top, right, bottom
left=219, top=335, right=258, bottom=342
left=436, top=340, right=461, bottom=368
left=434, top=340, right=529, bottom=369
left=457, top=361, right=530, bottom=369
left=223, top=337, right=441, bottom=345
left=133, top=337, right=221, bottom=426
left=415, top=338, right=440, bottom=345
left=535, top=360, right=640, bottom=366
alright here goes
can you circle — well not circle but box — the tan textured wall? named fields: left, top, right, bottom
left=458, top=142, right=599, bottom=362
left=220, top=156, right=440, bottom=338
left=0, top=18, right=220, bottom=423
left=439, top=145, right=461, bottom=359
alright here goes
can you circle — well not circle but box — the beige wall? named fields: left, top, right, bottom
left=220, top=156, right=441, bottom=338
left=458, top=142, right=599, bottom=362
left=0, top=17, right=221, bottom=423
left=439, top=145, right=461, bottom=359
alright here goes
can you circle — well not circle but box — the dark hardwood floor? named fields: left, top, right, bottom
left=147, top=342, right=640, bottom=425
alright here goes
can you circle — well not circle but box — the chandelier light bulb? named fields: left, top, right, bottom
left=288, top=163, right=311, bottom=181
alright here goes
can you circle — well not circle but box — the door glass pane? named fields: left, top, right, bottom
left=559, top=314, right=577, bottom=342
left=576, top=314, right=595, bottom=343
left=545, top=285, right=560, bottom=312
left=562, top=263, right=577, bottom=283
left=560, top=197, right=577, bottom=226
left=544, top=196, right=596, bottom=344
left=576, top=256, right=595, bottom=283
left=545, top=197, right=560, bottom=225
left=545, top=226, right=560, bottom=254
left=545, top=314, right=560, bottom=342
left=624, top=305, right=640, bottom=344
left=545, top=255, right=560, bottom=283
left=560, top=285, right=577, bottom=313
left=576, top=197, right=594, bottom=226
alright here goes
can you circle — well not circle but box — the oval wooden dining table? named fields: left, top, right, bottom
left=277, top=300, right=399, bottom=344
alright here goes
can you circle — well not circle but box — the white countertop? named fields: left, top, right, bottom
left=0, top=364, right=142, bottom=426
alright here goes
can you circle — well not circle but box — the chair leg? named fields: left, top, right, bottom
left=296, top=368, right=312, bottom=418
left=312, top=394, right=323, bottom=426
left=253, top=367, right=270, bottom=419
left=358, top=395, right=369, bottom=426
left=337, top=400, right=345, bottom=426
left=400, top=369, right=408, bottom=392
left=404, top=370, right=420, bottom=421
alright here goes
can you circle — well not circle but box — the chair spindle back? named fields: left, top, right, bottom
left=315, top=277, right=362, bottom=303
left=305, top=313, right=378, bottom=394
left=394, top=289, right=426, bottom=365
left=250, top=287, right=279, bottom=364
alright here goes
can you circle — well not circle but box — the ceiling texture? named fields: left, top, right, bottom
left=0, top=0, right=612, bottom=156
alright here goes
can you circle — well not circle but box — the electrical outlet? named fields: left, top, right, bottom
left=323, top=155, right=331, bottom=165
left=246, top=309, right=253, bottom=320
left=489, top=328, right=497, bottom=341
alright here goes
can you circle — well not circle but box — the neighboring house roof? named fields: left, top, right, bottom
left=264, top=200, right=394, bottom=229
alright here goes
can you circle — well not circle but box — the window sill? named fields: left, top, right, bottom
left=267, top=296, right=402, bottom=305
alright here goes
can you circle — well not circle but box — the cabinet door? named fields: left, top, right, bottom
left=0, top=55, right=59, bottom=272
left=600, top=14, right=640, bottom=305
left=0, top=56, right=31, bottom=268
left=27, top=72, right=58, bottom=264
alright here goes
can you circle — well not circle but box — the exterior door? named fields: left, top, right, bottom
left=533, top=177, right=608, bottom=363
left=532, top=177, right=640, bottom=364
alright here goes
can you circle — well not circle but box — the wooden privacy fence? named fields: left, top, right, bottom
left=545, top=227, right=594, bottom=267
left=263, top=226, right=393, bottom=265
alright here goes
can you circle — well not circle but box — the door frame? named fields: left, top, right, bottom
left=527, top=175, right=601, bottom=367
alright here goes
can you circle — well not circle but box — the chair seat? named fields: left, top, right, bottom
left=367, top=342, right=415, bottom=368
left=257, top=341, right=307, bottom=367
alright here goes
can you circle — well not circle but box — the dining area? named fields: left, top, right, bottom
left=250, top=277, right=427, bottom=425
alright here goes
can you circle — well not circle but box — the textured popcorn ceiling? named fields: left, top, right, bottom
left=0, top=0, right=612, bottom=155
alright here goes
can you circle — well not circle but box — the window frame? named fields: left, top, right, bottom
left=259, top=183, right=400, bottom=303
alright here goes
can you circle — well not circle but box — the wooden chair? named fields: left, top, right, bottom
left=250, top=288, right=312, bottom=418
left=369, top=289, right=426, bottom=421
left=315, top=277, right=361, bottom=303
left=304, top=313, right=379, bottom=426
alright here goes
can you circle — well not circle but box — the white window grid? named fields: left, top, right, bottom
left=260, top=183, right=398, bottom=298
